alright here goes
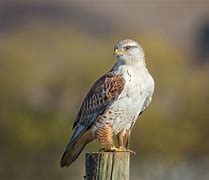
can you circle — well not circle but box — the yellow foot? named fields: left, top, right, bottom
left=118, top=146, right=136, bottom=155
left=99, top=146, right=136, bottom=154
left=99, top=146, right=117, bottom=152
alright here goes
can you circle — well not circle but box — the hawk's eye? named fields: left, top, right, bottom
left=124, top=45, right=131, bottom=50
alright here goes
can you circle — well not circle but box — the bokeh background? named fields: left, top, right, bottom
left=1, top=0, right=209, bottom=179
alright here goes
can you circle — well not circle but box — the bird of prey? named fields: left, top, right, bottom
left=60, top=39, right=154, bottom=167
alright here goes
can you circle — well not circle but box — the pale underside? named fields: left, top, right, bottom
left=92, top=64, right=154, bottom=150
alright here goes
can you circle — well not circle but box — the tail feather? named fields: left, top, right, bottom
left=60, top=130, right=93, bottom=167
left=60, top=141, right=86, bottom=167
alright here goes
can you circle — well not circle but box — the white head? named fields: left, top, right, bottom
left=113, top=39, right=145, bottom=65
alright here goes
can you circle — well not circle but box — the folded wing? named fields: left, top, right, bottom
left=69, top=71, right=125, bottom=148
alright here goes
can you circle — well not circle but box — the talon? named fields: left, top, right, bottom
left=99, top=146, right=135, bottom=154
left=118, top=146, right=126, bottom=151
left=118, top=146, right=136, bottom=155
left=111, top=147, right=126, bottom=152
left=126, top=149, right=136, bottom=155
left=100, top=146, right=117, bottom=152
left=110, top=146, right=117, bottom=152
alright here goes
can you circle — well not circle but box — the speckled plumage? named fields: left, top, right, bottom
left=60, top=39, right=154, bottom=167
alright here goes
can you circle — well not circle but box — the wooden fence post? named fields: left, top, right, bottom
left=84, top=152, right=130, bottom=180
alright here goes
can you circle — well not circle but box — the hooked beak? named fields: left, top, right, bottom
left=114, top=49, right=125, bottom=57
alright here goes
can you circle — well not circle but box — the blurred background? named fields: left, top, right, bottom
left=0, top=0, right=209, bottom=179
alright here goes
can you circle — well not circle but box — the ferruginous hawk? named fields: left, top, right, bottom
left=60, top=39, right=154, bottom=167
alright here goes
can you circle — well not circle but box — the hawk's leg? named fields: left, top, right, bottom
left=94, top=123, right=116, bottom=151
left=117, top=129, right=126, bottom=148
left=124, top=129, right=131, bottom=149
left=117, top=129, right=136, bottom=154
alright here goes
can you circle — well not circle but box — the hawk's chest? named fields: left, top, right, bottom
left=109, top=66, right=152, bottom=133
left=120, top=67, right=149, bottom=102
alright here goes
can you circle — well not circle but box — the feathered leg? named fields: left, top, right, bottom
left=117, top=129, right=136, bottom=154
left=95, top=123, right=116, bottom=151
left=123, top=129, right=131, bottom=148
left=117, top=129, right=126, bottom=148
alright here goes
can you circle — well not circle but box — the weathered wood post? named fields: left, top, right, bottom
left=84, top=152, right=130, bottom=180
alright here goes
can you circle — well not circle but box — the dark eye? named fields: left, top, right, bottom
left=124, top=45, right=131, bottom=50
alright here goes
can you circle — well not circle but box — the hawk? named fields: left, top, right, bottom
left=60, top=39, right=154, bottom=167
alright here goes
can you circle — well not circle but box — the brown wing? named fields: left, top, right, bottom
left=68, top=71, right=125, bottom=146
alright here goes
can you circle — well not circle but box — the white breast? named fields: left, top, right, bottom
left=110, top=65, right=154, bottom=134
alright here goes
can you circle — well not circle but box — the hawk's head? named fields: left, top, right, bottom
left=113, top=39, right=145, bottom=64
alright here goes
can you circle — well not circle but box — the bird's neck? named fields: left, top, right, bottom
left=113, top=58, right=146, bottom=71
